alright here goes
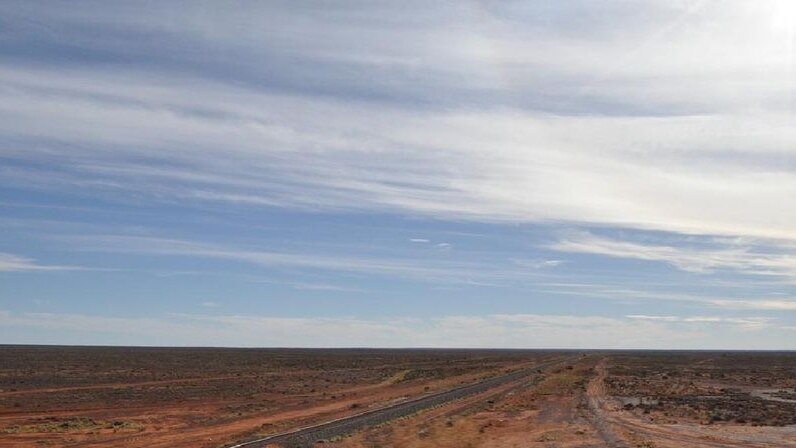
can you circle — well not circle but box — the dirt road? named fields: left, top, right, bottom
left=584, top=358, right=796, bottom=448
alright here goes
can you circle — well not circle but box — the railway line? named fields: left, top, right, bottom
left=227, top=357, right=570, bottom=448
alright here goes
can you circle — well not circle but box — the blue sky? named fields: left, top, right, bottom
left=2, top=0, right=796, bottom=348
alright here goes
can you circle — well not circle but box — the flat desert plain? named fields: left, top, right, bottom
left=1, top=346, right=796, bottom=447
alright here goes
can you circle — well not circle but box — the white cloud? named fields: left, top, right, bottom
left=0, top=310, right=199, bottom=339
left=2, top=16, right=796, bottom=244
left=2, top=1, right=796, bottom=349
left=513, top=259, right=566, bottom=269
left=0, top=310, right=706, bottom=349
left=291, top=283, right=365, bottom=292
left=0, top=252, right=79, bottom=272
left=707, top=299, right=796, bottom=311
left=65, top=234, right=502, bottom=284
left=549, top=231, right=796, bottom=278
left=626, top=315, right=681, bottom=322
left=540, top=282, right=796, bottom=311
left=626, top=314, right=773, bottom=330
left=3, top=309, right=793, bottom=349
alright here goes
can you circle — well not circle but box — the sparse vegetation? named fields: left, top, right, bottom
left=5, top=349, right=796, bottom=447
left=0, top=346, right=554, bottom=448
left=2, top=417, right=144, bottom=434
left=607, top=353, right=796, bottom=427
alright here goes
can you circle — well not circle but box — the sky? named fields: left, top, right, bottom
left=2, top=0, right=796, bottom=349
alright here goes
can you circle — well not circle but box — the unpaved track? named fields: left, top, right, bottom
left=585, top=357, right=796, bottom=448
left=609, top=412, right=796, bottom=448
left=585, top=358, right=628, bottom=448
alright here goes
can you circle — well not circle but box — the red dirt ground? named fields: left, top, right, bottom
left=4, top=348, right=796, bottom=448
left=0, top=346, right=555, bottom=448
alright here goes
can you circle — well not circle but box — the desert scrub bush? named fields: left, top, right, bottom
left=2, top=417, right=146, bottom=435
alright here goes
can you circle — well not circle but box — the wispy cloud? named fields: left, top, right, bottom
left=2, top=1, right=796, bottom=348
left=512, top=259, right=567, bottom=269
left=2, top=1, right=796, bottom=244
left=707, top=299, right=796, bottom=311
left=540, top=282, right=796, bottom=311
left=0, top=252, right=80, bottom=272
left=64, top=234, right=507, bottom=284
left=4, top=77, right=795, bottom=242
left=626, top=314, right=774, bottom=330
left=549, top=231, right=796, bottom=279
left=6, top=308, right=795, bottom=348
left=3, top=310, right=770, bottom=349
left=291, top=283, right=366, bottom=292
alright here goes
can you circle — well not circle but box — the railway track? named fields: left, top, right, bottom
left=227, top=357, right=569, bottom=448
